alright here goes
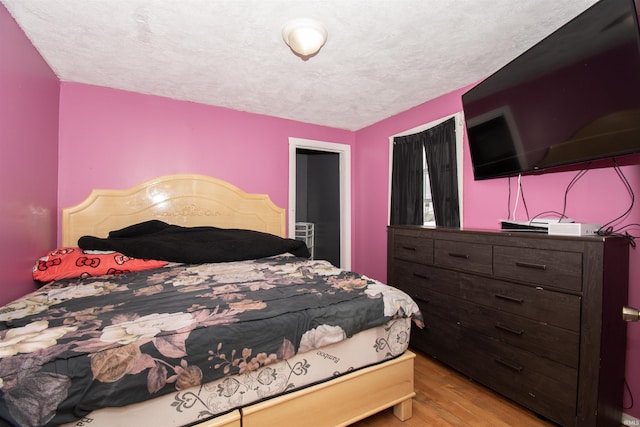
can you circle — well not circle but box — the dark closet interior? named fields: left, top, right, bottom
left=296, top=149, right=340, bottom=267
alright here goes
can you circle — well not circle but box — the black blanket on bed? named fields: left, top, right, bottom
left=78, top=220, right=310, bottom=263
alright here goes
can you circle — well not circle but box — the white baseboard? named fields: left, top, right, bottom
left=623, top=412, right=640, bottom=426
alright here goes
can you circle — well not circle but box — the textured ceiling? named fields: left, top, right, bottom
left=2, top=0, right=598, bottom=130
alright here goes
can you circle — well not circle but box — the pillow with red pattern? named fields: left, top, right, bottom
left=33, top=247, right=168, bottom=283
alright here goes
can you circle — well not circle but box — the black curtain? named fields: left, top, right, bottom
left=390, top=117, right=460, bottom=227
left=390, top=134, right=425, bottom=225
left=424, top=117, right=460, bottom=227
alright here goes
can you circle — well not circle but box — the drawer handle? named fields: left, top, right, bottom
left=495, top=294, right=523, bottom=304
left=515, top=261, right=547, bottom=271
left=495, top=322, right=524, bottom=336
left=412, top=273, right=430, bottom=281
left=495, top=357, right=523, bottom=373
left=402, top=246, right=417, bottom=251
left=448, top=252, right=470, bottom=259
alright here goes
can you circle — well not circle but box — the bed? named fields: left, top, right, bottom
left=0, top=174, right=421, bottom=427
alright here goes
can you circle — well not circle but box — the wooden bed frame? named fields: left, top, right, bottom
left=61, top=174, right=416, bottom=427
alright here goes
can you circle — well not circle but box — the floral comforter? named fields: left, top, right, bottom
left=0, top=256, right=422, bottom=427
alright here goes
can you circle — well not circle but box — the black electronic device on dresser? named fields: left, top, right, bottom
left=388, top=226, right=630, bottom=427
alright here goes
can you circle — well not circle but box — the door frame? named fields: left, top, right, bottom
left=288, top=137, right=351, bottom=270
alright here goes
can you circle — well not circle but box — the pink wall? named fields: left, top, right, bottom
left=58, top=82, right=354, bottom=237
left=354, top=87, right=640, bottom=419
left=0, top=3, right=59, bottom=306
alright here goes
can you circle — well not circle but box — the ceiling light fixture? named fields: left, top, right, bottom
left=282, top=19, right=327, bottom=60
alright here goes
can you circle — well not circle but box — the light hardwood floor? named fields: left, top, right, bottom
left=352, top=348, right=556, bottom=427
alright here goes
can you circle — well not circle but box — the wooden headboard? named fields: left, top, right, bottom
left=61, top=174, right=286, bottom=247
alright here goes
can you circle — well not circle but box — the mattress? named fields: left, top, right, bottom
left=0, top=254, right=422, bottom=426
left=60, top=317, right=411, bottom=427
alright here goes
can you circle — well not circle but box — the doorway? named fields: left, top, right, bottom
left=288, top=138, right=351, bottom=269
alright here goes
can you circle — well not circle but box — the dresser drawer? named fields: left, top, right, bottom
left=390, top=260, right=461, bottom=298
left=391, top=233, right=433, bottom=264
left=406, top=285, right=463, bottom=367
left=434, top=239, right=492, bottom=275
left=411, top=314, right=463, bottom=367
left=412, top=286, right=460, bottom=322
left=459, top=274, right=581, bottom=331
left=493, top=246, right=582, bottom=292
left=459, top=300, right=579, bottom=368
left=461, top=331, right=577, bottom=427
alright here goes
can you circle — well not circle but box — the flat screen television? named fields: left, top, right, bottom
left=462, top=0, right=640, bottom=180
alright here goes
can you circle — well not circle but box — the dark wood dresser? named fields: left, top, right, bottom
left=387, top=226, right=629, bottom=427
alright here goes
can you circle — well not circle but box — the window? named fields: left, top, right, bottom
left=423, top=156, right=435, bottom=225
left=389, top=114, right=463, bottom=228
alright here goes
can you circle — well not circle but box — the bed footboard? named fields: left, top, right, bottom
left=240, top=351, right=416, bottom=427
left=187, top=410, right=241, bottom=427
